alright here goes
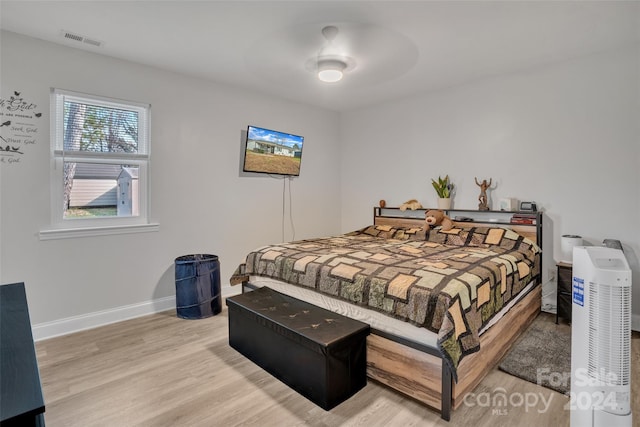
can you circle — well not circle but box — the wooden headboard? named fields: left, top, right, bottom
left=373, top=207, right=542, bottom=246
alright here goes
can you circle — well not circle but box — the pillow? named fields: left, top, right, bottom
left=349, top=225, right=426, bottom=241
left=427, top=226, right=540, bottom=252
left=425, top=226, right=489, bottom=247
left=351, top=225, right=539, bottom=252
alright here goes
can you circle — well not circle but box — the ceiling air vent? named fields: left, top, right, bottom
left=82, top=37, right=102, bottom=47
left=61, top=30, right=103, bottom=48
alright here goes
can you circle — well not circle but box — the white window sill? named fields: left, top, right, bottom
left=39, top=222, right=160, bottom=240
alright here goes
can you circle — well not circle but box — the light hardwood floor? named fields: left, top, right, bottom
left=36, top=306, right=639, bottom=427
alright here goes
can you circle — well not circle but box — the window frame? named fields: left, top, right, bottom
left=40, top=88, right=157, bottom=240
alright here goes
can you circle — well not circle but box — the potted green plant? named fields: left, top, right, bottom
left=431, top=175, right=454, bottom=209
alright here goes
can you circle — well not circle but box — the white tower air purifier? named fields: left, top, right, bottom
left=571, top=246, right=632, bottom=427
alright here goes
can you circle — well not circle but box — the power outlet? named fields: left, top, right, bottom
left=548, top=268, right=556, bottom=282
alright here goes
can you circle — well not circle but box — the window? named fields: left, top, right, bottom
left=41, top=89, right=157, bottom=239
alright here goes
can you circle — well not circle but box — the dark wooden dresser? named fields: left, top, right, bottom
left=1, top=282, right=45, bottom=426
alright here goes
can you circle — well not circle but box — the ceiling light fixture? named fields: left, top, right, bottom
left=317, top=58, right=347, bottom=83
left=314, top=25, right=354, bottom=84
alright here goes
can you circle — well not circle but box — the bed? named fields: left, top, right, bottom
left=231, top=207, right=542, bottom=420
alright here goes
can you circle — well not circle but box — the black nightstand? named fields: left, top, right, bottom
left=556, top=262, right=572, bottom=324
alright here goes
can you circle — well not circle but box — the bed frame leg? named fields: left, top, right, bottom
left=241, top=281, right=253, bottom=294
left=441, top=364, right=452, bottom=421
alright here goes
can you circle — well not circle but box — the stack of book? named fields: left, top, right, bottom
left=510, top=213, right=537, bottom=225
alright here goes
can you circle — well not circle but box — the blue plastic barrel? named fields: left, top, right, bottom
left=175, top=254, right=221, bottom=319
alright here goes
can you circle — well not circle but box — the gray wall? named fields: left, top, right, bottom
left=2, top=30, right=638, bottom=335
left=339, top=46, right=640, bottom=329
left=0, top=31, right=341, bottom=333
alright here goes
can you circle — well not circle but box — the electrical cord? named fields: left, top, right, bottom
left=278, top=176, right=296, bottom=242
left=289, top=176, right=296, bottom=241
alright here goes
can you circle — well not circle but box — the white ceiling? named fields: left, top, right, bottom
left=1, top=1, right=639, bottom=112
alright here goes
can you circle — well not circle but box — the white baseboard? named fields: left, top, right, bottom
left=32, top=296, right=176, bottom=341
left=34, top=282, right=637, bottom=339
left=33, top=285, right=241, bottom=341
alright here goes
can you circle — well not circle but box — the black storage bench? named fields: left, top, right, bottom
left=226, top=286, right=370, bottom=410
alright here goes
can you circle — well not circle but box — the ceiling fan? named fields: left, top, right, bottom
left=314, top=25, right=356, bottom=83
left=243, top=21, right=417, bottom=89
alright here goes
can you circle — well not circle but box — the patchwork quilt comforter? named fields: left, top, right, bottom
left=231, top=224, right=541, bottom=381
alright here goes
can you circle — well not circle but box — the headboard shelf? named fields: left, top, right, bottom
left=375, top=206, right=540, bottom=217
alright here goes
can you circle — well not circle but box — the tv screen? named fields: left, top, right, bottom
left=244, top=125, right=304, bottom=176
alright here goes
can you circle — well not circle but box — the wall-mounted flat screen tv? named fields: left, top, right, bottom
left=244, top=125, right=304, bottom=176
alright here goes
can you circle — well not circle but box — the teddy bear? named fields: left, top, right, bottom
left=399, top=199, right=423, bottom=211
left=424, top=209, right=454, bottom=231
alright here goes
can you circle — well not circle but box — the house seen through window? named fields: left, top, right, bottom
left=51, top=89, right=150, bottom=227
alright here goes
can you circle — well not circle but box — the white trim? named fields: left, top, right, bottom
left=32, top=295, right=176, bottom=341
left=51, top=88, right=150, bottom=154
left=39, top=222, right=159, bottom=240
left=53, top=87, right=150, bottom=111
left=48, top=87, right=151, bottom=231
left=53, top=150, right=149, bottom=161
left=32, top=285, right=239, bottom=341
